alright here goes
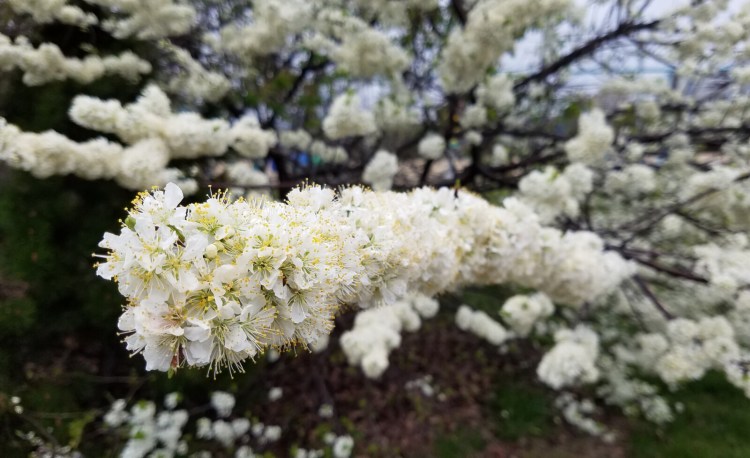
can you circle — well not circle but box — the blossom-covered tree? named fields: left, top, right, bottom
left=3, top=0, right=750, bottom=445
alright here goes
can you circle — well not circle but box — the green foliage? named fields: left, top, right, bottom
left=630, top=372, right=750, bottom=458
left=459, top=284, right=525, bottom=315
left=0, top=297, right=36, bottom=337
left=0, top=171, right=133, bottom=399
left=68, top=411, right=97, bottom=449
left=0, top=173, right=128, bottom=332
left=487, top=379, right=553, bottom=440
left=434, top=428, right=487, bottom=458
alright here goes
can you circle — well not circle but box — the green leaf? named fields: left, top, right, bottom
left=68, top=411, right=97, bottom=449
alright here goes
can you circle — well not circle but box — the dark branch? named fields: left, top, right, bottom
left=514, top=20, right=660, bottom=90
left=633, top=275, right=675, bottom=319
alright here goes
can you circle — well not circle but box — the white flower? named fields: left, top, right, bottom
left=564, top=109, right=614, bottom=166
left=477, top=74, right=515, bottom=111
left=164, top=393, right=180, bottom=410
left=262, top=425, right=282, bottom=442
left=500, top=293, right=554, bottom=337
left=322, top=94, right=377, bottom=140
left=318, top=404, right=334, bottom=418
left=538, top=326, right=600, bottom=389
left=268, top=387, right=283, bottom=402
left=418, top=133, right=446, bottom=160
left=655, top=347, right=706, bottom=386
left=460, top=105, right=488, bottom=129
left=332, top=435, right=354, bottom=458
left=362, top=346, right=390, bottom=378
left=230, top=115, right=278, bottom=159
left=211, top=392, right=236, bottom=418
left=196, top=418, right=213, bottom=439
left=89, top=0, right=197, bottom=39
left=362, top=150, right=398, bottom=191
left=487, top=144, right=508, bottom=167
left=104, top=399, right=129, bottom=427
left=213, top=419, right=236, bottom=447
left=455, top=305, right=511, bottom=345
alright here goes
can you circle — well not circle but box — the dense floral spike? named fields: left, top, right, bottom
left=0, top=33, right=151, bottom=86
left=96, top=184, right=634, bottom=374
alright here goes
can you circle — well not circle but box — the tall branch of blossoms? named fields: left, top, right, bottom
left=95, top=184, right=634, bottom=374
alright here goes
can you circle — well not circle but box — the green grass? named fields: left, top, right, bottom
left=434, top=428, right=487, bottom=458
left=630, top=372, right=750, bottom=458
left=487, top=379, right=553, bottom=441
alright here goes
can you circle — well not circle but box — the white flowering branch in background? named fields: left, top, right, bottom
left=0, top=34, right=151, bottom=86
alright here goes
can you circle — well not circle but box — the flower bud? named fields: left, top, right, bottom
left=205, top=243, right=219, bottom=259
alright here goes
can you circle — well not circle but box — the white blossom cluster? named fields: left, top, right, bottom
left=361, top=150, right=398, bottom=191
left=694, top=236, right=750, bottom=295
left=322, top=93, right=377, bottom=140
left=9, top=0, right=196, bottom=40
left=103, top=396, right=189, bottom=457
left=417, top=133, right=446, bottom=161
left=85, top=0, right=197, bottom=39
left=279, top=130, right=312, bottom=152
left=438, top=0, right=572, bottom=93
left=456, top=305, right=512, bottom=345
left=216, top=0, right=414, bottom=82
left=101, top=390, right=322, bottom=457
left=681, top=167, right=750, bottom=230
left=225, top=161, right=271, bottom=198
left=656, top=317, right=740, bottom=387
left=564, top=109, right=614, bottom=166
left=537, top=326, right=600, bottom=389
left=310, top=9, right=410, bottom=79
left=167, top=47, right=232, bottom=103
left=8, top=0, right=97, bottom=27
left=464, top=130, right=483, bottom=146
left=604, top=164, right=657, bottom=197
left=95, top=184, right=633, bottom=373
left=670, top=0, right=750, bottom=67
left=341, top=293, right=440, bottom=378
left=229, top=115, right=278, bottom=160
left=517, top=163, right=594, bottom=223
left=499, top=293, right=555, bottom=337
left=0, top=34, right=151, bottom=86
left=597, top=358, right=675, bottom=424
left=555, top=394, right=611, bottom=439
left=1, top=83, right=281, bottom=191
left=328, top=434, right=355, bottom=458
left=460, top=104, right=489, bottom=130
left=0, top=86, right=291, bottom=191
left=0, top=119, right=196, bottom=193
left=612, top=316, right=742, bottom=393
left=217, top=0, right=314, bottom=61
left=69, top=85, right=230, bottom=160
left=476, top=74, right=516, bottom=112
left=486, top=143, right=509, bottom=167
